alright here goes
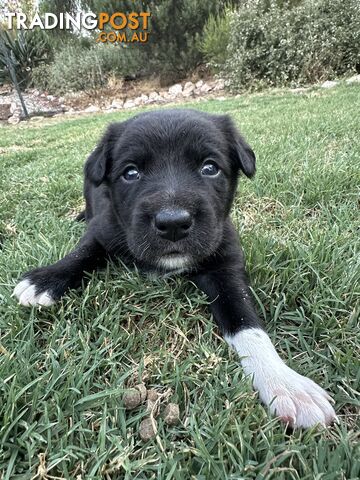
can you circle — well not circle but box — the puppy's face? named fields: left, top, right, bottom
left=86, top=109, right=255, bottom=271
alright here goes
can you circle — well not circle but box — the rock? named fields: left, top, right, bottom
left=0, top=103, right=11, bottom=120
left=168, top=83, right=183, bottom=97
left=47, top=95, right=55, bottom=101
left=139, top=418, right=157, bottom=441
left=123, top=100, right=136, bottom=109
left=321, top=80, right=338, bottom=89
left=139, top=94, right=149, bottom=103
left=123, top=388, right=141, bottom=410
left=148, top=91, right=161, bottom=103
left=33, top=89, right=40, bottom=97
left=213, top=79, right=225, bottom=91
left=200, top=82, right=212, bottom=93
left=195, top=80, right=204, bottom=89
left=163, top=403, right=180, bottom=425
left=110, top=99, right=124, bottom=109
left=182, top=81, right=195, bottom=97
left=133, top=96, right=144, bottom=106
left=10, top=102, right=18, bottom=114
left=58, top=96, right=65, bottom=103
left=345, top=74, right=360, bottom=84
left=84, top=105, right=100, bottom=113
left=8, top=114, right=20, bottom=124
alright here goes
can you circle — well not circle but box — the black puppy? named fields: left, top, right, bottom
left=14, top=109, right=336, bottom=428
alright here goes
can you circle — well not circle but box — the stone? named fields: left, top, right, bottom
left=148, top=91, right=161, bottom=102
left=0, top=103, right=11, bottom=120
left=321, top=80, right=338, bottom=89
left=110, top=99, right=124, bottom=109
left=345, top=74, right=360, bottom=84
left=200, top=82, right=212, bottom=93
left=133, top=96, right=144, bottom=106
left=84, top=105, right=100, bottom=113
left=8, top=114, right=20, bottom=124
left=168, top=83, right=183, bottom=96
left=213, top=79, right=225, bottom=91
left=195, top=80, right=204, bottom=89
left=10, top=102, right=18, bottom=114
left=123, top=100, right=136, bottom=109
left=182, top=81, right=195, bottom=97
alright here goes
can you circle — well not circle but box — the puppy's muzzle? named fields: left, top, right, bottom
left=154, top=209, right=193, bottom=242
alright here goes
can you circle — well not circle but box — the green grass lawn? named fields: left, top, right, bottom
left=0, top=85, right=359, bottom=479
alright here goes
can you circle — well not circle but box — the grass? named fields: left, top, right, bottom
left=0, top=85, right=359, bottom=479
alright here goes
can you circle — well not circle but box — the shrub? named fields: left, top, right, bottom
left=200, top=7, right=232, bottom=73
left=32, top=44, right=142, bottom=93
left=89, top=0, right=229, bottom=82
left=0, top=29, right=51, bottom=89
left=222, top=0, right=360, bottom=91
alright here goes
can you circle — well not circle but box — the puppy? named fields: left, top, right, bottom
left=13, top=109, right=336, bottom=428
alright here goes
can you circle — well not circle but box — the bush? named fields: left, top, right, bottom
left=32, top=44, right=142, bottom=93
left=0, top=29, right=51, bottom=89
left=85, top=0, right=229, bottom=82
left=200, top=7, right=231, bottom=73
left=222, top=0, right=360, bottom=91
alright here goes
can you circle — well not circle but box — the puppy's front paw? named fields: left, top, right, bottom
left=256, top=366, right=336, bottom=429
left=13, top=278, right=55, bottom=306
left=226, top=329, right=336, bottom=429
left=12, top=266, right=72, bottom=307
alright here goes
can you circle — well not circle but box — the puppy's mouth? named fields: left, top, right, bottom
left=157, top=252, right=192, bottom=272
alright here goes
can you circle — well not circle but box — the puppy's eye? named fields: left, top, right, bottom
left=123, top=166, right=140, bottom=181
left=201, top=161, right=220, bottom=177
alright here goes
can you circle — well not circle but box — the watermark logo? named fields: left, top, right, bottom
left=4, top=11, right=151, bottom=44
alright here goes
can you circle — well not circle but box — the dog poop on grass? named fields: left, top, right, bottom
left=123, top=384, right=147, bottom=410
left=163, top=403, right=180, bottom=425
left=139, top=418, right=157, bottom=441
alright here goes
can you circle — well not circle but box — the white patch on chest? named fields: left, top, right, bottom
left=225, top=328, right=336, bottom=428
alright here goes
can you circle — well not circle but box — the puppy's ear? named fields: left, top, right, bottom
left=84, top=122, right=127, bottom=185
left=213, top=115, right=256, bottom=178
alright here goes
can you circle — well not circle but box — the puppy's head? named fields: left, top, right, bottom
left=86, top=109, right=255, bottom=271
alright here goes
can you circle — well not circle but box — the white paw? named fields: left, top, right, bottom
left=226, top=328, right=337, bottom=429
left=13, top=279, right=55, bottom=307
left=255, top=364, right=336, bottom=428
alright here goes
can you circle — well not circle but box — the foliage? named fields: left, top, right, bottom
left=222, top=0, right=360, bottom=90
left=86, top=0, right=229, bottom=81
left=0, top=29, right=50, bottom=88
left=200, top=7, right=232, bottom=73
left=32, top=43, right=142, bottom=93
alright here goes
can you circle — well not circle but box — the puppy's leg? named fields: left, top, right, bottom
left=13, top=230, right=106, bottom=307
left=193, top=241, right=336, bottom=428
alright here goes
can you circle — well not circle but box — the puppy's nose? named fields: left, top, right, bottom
left=154, top=209, right=192, bottom=242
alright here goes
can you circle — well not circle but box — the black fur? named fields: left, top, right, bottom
left=17, top=109, right=262, bottom=335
